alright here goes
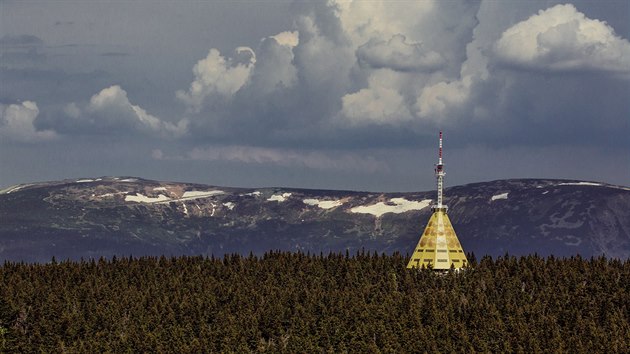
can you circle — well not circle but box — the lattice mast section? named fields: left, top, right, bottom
left=434, top=131, right=446, bottom=211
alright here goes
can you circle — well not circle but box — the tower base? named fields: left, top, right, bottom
left=407, top=210, right=468, bottom=270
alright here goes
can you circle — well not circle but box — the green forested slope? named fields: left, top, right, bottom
left=1, top=253, right=628, bottom=352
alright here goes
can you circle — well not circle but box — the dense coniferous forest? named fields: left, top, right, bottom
left=1, top=252, right=629, bottom=352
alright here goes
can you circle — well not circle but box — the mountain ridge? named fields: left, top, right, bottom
left=1, top=176, right=629, bottom=262
left=3, top=175, right=628, bottom=195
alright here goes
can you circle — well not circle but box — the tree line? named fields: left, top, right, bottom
left=1, top=251, right=628, bottom=352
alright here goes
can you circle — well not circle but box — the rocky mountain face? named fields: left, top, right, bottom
left=1, top=177, right=629, bottom=262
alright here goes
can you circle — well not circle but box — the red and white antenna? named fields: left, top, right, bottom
left=434, top=131, right=447, bottom=212
left=438, top=131, right=443, bottom=165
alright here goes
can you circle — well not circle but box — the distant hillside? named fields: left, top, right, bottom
left=1, top=177, right=629, bottom=262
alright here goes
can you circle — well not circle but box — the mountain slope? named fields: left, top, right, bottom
left=1, top=177, right=629, bottom=262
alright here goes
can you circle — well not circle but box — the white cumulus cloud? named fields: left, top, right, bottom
left=176, top=47, right=256, bottom=113
left=330, top=0, right=435, bottom=46
left=342, top=71, right=412, bottom=124
left=270, top=31, right=299, bottom=48
left=416, top=75, right=473, bottom=120
left=494, top=4, right=630, bottom=74
left=176, top=1, right=481, bottom=130
left=313, top=0, right=477, bottom=126
left=87, top=85, right=187, bottom=137
left=0, top=101, right=58, bottom=142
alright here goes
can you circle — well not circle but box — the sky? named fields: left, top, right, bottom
left=1, top=0, right=629, bottom=192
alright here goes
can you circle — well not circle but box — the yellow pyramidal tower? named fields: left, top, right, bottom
left=407, top=132, right=468, bottom=270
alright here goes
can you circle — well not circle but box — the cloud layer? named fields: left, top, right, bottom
left=182, top=145, right=384, bottom=173
left=2, top=1, right=629, bottom=190
left=4, top=2, right=628, bottom=147
left=169, top=1, right=628, bottom=143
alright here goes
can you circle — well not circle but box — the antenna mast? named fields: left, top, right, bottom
left=433, top=131, right=447, bottom=212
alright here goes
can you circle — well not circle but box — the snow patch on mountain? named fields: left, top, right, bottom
left=182, top=203, right=189, bottom=216
left=223, top=202, right=235, bottom=210
left=267, top=193, right=292, bottom=202
left=350, top=198, right=431, bottom=217
left=558, top=182, right=602, bottom=187
left=181, top=190, right=225, bottom=200
left=124, top=190, right=224, bottom=204
left=303, top=198, right=343, bottom=209
left=491, top=193, right=509, bottom=201
left=98, top=192, right=128, bottom=198
left=0, top=184, right=32, bottom=194
left=125, top=193, right=170, bottom=203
